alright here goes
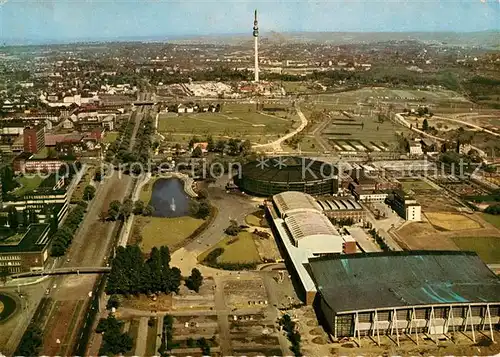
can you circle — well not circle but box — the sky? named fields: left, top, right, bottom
left=0, top=0, right=499, bottom=43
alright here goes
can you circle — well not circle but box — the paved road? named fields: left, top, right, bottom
left=252, top=105, right=308, bottom=152
left=433, top=114, right=500, bottom=138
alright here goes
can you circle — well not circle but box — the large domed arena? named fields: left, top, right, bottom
left=234, top=156, right=339, bottom=197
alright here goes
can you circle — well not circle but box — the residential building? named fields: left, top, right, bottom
left=23, top=125, right=45, bottom=153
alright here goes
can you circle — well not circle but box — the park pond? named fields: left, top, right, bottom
left=150, top=178, right=191, bottom=218
left=0, top=293, right=18, bottom=322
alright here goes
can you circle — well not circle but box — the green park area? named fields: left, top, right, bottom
left=103, top=132, right=119, bottom=144
left=198, top=231, right=261, bottom=265
left=482, top=213, right=500, bottom=229
left=135, top=216, right=204, bottom=253
left=158, top=102, right=298, bottom=144
left=14, top=175, right=44, bottom=196
left=451, top=236, right=500, bottom=264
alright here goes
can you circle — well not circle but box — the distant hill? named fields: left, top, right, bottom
left=169, top=31, right=500, bottom=48
left=2, top=31, right=499, bottom=48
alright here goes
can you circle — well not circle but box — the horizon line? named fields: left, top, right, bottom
left=1, top=29, right=499, bottom=47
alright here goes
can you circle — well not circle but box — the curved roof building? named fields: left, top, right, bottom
left=235, top=156, right=339, bottom=197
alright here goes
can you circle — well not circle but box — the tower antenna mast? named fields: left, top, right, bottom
left=253, top=9, right=259, bottom=83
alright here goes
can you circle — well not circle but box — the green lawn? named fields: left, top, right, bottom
left=103, top=132, right=119, bottom=143
left=451, top=236, right=500, bottom=264
left=482, top=214, right=500, bottom=229
left=198, top=231, right=261, bottom=264
left=400, top=179, right=435, bottom=192
left=158, top=104, right=298, bottom=140
left=135, top=216, right=204, bottom=252
left=31, top=147, right=49, bottom=159
left=139, top=177, right=159, bottom=203
left=14, top=175, right=44, bottom=196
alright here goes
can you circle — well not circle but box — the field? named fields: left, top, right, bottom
left=400, top=179, right=435, bottom=192
left=309, top=87, right=469, bottom=105
left=133, top=216, right=204, bottom=252
left=451, top=236, right=500, bottom=263
left=482, top=213, right=500, bottom=229
left=198, top=231, right=261, bottom=264
left=425, top=212, right=482, bottom=231
left=323, top=113, right=411, bottom=152
left=158, top=103, right=298, bottom=144
left=103, top=131, right=119, bottom=143
left=14, top=175, right=44, bottom=196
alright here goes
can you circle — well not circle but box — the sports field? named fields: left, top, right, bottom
left=158, top=103, right=298, bottom=143
left=451, top=236, right=500, bottom=263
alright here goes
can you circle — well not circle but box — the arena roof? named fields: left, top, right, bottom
left=317, top=198, right=362, bottom=211
left=273, top=191, right=322, bottom=217
left=240, top=156, right=337, bottom=183
left=308, top=251, right=500, bottom=314
left=284, top=211, right=339, bottom=241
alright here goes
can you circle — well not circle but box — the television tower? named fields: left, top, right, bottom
left=253, top=9, right=259, bottom=82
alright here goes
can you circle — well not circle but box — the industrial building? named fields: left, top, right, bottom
left=0, top=223, right=51, bottom=273
left=235, top=156, right=339, bottom=197
left=307, top=251, right=500, bottom=345
left=266, top=191, right=356, bottom=304
left=388, top=190, right=421, bottom=221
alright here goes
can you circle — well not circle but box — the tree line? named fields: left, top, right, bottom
left=50, top=203, right=87, bottom=256
left=105, top=245, right=180, bottom=295
left=106, top=245, right=204, bottom=296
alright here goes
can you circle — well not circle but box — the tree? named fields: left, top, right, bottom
left=224, top=220, right=241, bottom=236
left=83, top=185, right=96, bottom=201
left=168, top=267, right=182, bottom=293
left=7, top=206, right=19, bottom=231
left=240, top=140, right=252, bottom=156
left=215, top=140, right=226, bottom=153
left=94, top=169, right=103, bottom=182
left=191, top=145, right=203, bottom=158
left=485, top=204, right=500, bottom=215
left=196, top=200, right=211, bottom=220
left=97, top=315, right=133, bottom=356
left=143, top=205, right=155, bottom=216
left=189, top=200, right=200, bottom=217
left=106, top=295, right=121, bottom=310
left=15, top=325, right=43, bottom=356
left=107, top=200, right=122, bottom=221
left=185, top=268, right=203, bottom=293
left=422, top=118, right=429, bottom=132
left=206, top=135, right=215, bottom=152
left=120, top=199, right=133, bottom=220
left=133, top=200, right=145, bottom=215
